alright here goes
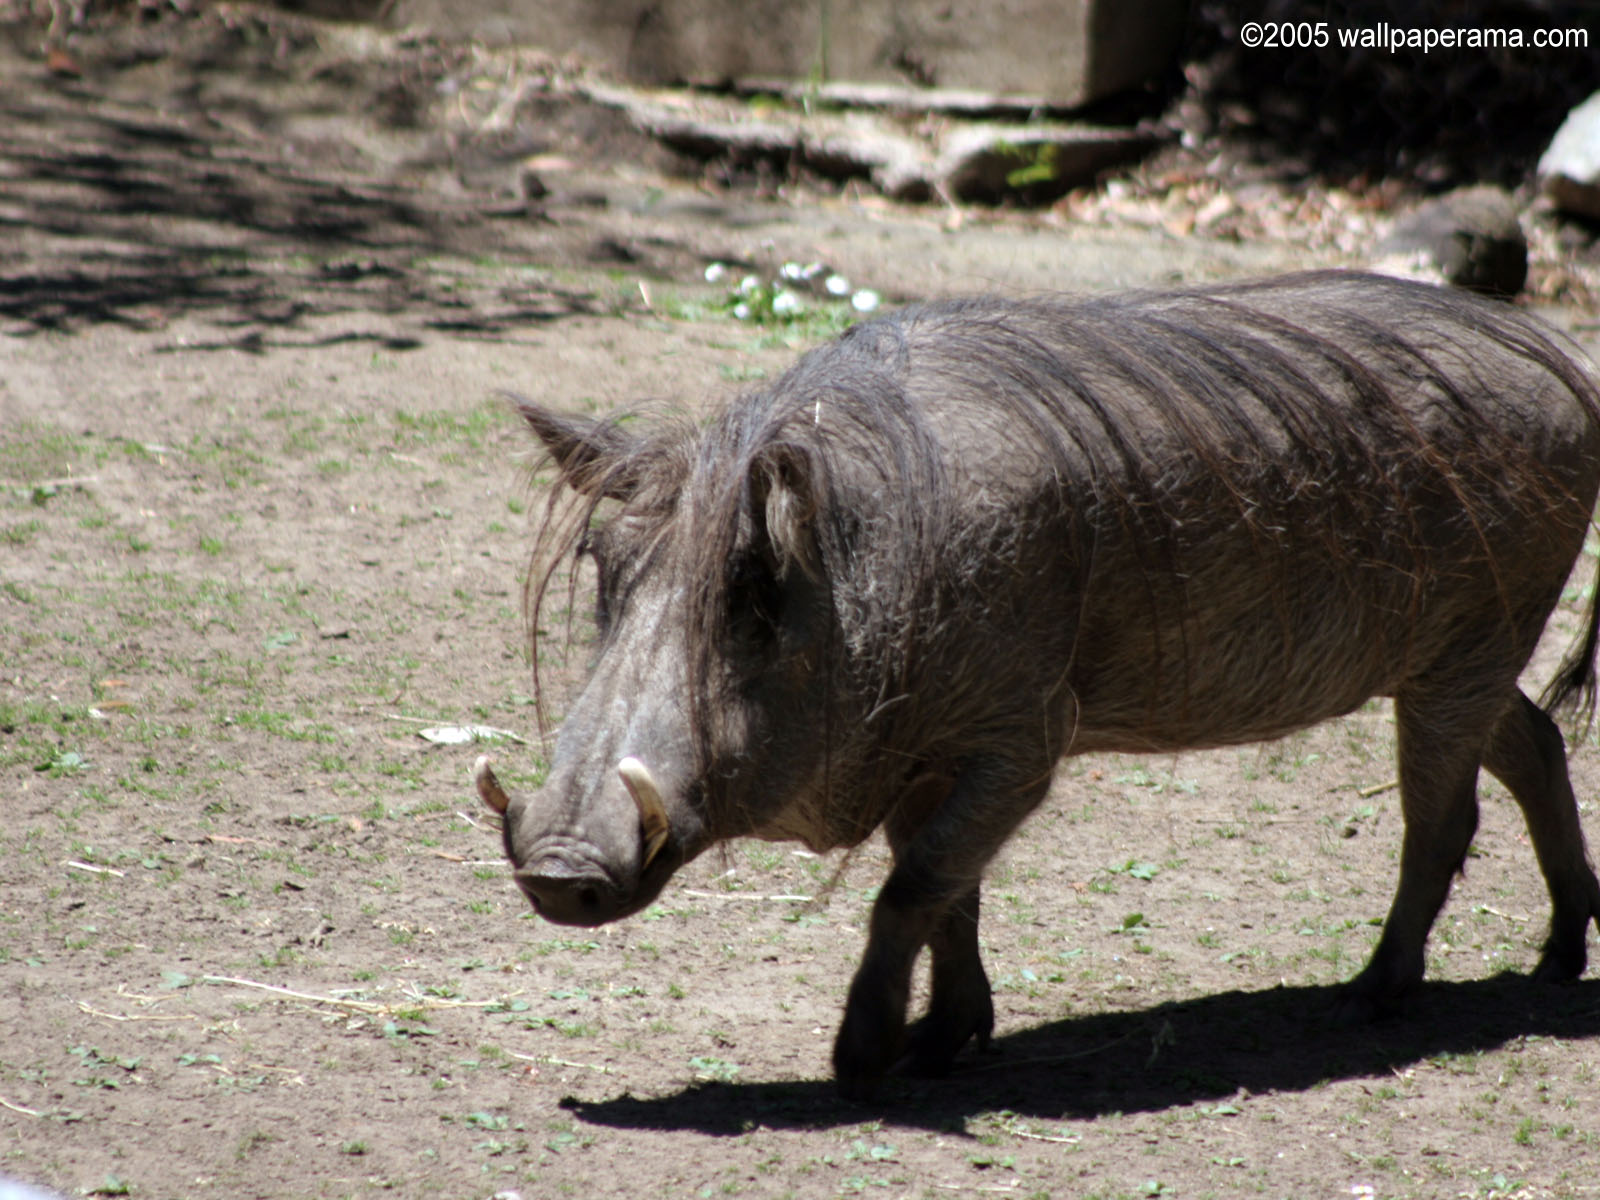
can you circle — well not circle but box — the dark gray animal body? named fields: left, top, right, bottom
left=480, top=270, right=1600, bottom=1097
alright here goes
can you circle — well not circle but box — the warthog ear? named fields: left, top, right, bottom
left=508, top=393, right=640, bottom=500
left=749, top=445, right=820, bottom=580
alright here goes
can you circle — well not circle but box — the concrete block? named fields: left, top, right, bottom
left=389, top=0, right=1186, bottom=109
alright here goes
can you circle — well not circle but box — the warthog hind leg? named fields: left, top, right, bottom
left=1483, top=691, right=1600, bottom=982
left=1339, top=685, right=1490, bottom=1021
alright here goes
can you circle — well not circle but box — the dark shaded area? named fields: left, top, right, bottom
left=0, top=8, right=619, bottom=338
left=569, top=973, right=1600, bottom=1131
left=6, top=0, right=1597, bottom=344
left=1183, top=1, right=1600, bottom=188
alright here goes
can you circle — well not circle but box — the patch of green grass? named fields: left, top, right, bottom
left=689, top=1055, right=740, bottom=1082
left=0, top=698, right=100, bottom=739
left=183, top=432, right=269, bottom=490
left=223, top=710, right=339, bottom=744
left=234, top=1129, right=278, bottom=1160
left=2, top=519, right=43, bottom=547
left=0, top=423, right=101, bottom=478
left=391, top=402, right=506, bottom=451
left=116, top=570, right=246, bottom=616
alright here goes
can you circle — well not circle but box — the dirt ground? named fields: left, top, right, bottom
left=7, top=8, right=1600, bottom=1200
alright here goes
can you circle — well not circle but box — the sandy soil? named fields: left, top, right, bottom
left=6, top=7, right=1600, bottom=1200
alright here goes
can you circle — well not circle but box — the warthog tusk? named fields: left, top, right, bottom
left=617, top=756, right=670, bottom=869
left=475, top=755, right=511, bottom=815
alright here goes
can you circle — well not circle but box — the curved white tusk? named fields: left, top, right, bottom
left=474, top=755, right=512, bottom=816
left=617, top=755, right=670, bottom=870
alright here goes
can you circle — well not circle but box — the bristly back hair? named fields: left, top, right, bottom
left=516, top=272, right=1600, bottom=809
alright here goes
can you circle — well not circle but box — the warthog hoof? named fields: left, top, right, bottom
left=894, top=980, right=995, bottom=1078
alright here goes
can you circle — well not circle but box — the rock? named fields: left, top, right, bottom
left=576, top=82, right=1160, bottom=205
left=1372, top=185, right=1527, bottom=298
left=1541, top=91, right=1600, bottom=221
left=932, top=124, right=1160, bottom=205
left=582, top=83, right=933, bottom=197
left=804, top=127, right=932, bottom=201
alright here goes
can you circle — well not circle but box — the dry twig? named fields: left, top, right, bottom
left=201, top=975, right=389, bottom=1013
left=63, top=860, right=124, bottom=877
left=78, top=1001, right=195, bottom=1023
left=508, top=1050, right=615, bottom=1074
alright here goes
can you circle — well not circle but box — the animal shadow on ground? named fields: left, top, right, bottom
left=568, top=974, right=1600, bottom=1133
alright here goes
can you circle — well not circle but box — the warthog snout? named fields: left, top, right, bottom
left=476, top=754, right=674, bottom=926
left=511, top=850, right=621, bottom=926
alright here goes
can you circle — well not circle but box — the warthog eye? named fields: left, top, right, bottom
left=727, top=552, right=785, bottom=648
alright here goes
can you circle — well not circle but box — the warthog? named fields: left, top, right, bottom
left=478, top=270, right=1600, bottom=1097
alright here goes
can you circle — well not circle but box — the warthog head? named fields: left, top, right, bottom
left=477, top=395, right=843, bottom=926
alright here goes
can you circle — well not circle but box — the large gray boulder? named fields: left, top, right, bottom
left=1540, top=91, right=1600, bottom=221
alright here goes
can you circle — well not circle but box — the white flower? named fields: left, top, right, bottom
left=851, top=289, right=881, bottom=313
left=772, top=290, right=802, bottom=315
left=733, top=302, right=752, bottom=320
left=704, top=262, right=727, bottom=283
left=825, top=273, right=852, bottom=296
left=738, top=274, right=761, bottom=295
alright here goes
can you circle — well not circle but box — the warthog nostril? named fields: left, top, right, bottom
left=515, top=861, right=620, bottom=927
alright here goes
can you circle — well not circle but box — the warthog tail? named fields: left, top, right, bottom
left=1542, top=551, right=1600, bottom=733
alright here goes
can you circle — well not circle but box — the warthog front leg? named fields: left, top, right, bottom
left=832, top=880, right=944, bottom=1098
left=833, top=767, right=1043, bottom=1098
left=899, top=887, right=994, bottom=1077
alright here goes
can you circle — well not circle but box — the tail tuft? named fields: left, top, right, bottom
left=1540, top=566, right=1600, bottom=736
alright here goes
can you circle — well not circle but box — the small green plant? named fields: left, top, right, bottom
left=999, top=140, right=1060, bottom=189
left=1108, top=859, right=1159, bottom=881
left=689, top=1056, right=740, bottom=1083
